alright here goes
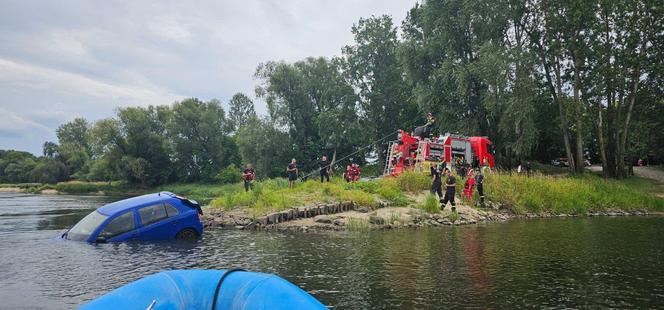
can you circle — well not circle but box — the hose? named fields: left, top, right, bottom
left=300, top=130, right=400, bottom=180
left=211, top=268, right=246, bottom=310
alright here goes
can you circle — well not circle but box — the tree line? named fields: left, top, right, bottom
left=1, top=0, right=662, bottom=185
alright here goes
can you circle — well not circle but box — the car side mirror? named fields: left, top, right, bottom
left=95, top=236, right=107, bottom=244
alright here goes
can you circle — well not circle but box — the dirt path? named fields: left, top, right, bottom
left=634, top=166, right=664, bottom=184
left=589, top=165, right=664, bottom=184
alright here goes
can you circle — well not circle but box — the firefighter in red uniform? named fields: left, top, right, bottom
left=242, top=163, right=255, bottom=192
left=351, top=163, right=361, bottom=182
left=344, top=165, right=352, bottom=182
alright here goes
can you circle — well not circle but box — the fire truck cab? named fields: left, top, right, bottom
left=383, top=130, right=495, bottom=176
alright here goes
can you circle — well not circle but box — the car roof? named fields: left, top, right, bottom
left=97, top=192, right=177, bottom=216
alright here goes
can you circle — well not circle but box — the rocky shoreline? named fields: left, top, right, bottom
left=202, top=201, right=652, bottom=232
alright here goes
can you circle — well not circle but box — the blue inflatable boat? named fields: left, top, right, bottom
left=79, top=269, right=327, bottom=310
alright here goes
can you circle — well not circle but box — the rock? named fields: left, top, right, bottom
left=315, top=217, right=333, bottom=224
left=357, top=206, right=370, bottom=213
left=369, top=216, right=385, bottom=225
left=234, top=225, right=245, bottom=230
left=333, top=219, right=345, bottom=226
left=256, top=217, right=268, bottom=226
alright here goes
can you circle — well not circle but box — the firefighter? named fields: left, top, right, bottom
left=475, top=168, right=485, bottom=206
left=441, top=168, right=457, bottom=212
left=286, top=158, right=298, bottom=188
left=414, top=112, right=436, bottom=139
left=351, top=163, right=361, bottom=182
left=344, top=165, right=352, bottom=182
left=319, top=155, right=330, bottom=183
left=242, top=163, right=255, bottom=192
left=463, top=169, right=475, bottom=203
left=430, top=163, right=443, bottom=201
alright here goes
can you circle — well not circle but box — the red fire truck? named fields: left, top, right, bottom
left=383, top=130, right=495, bottom=176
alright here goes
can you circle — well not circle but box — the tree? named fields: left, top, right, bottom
left=42, top=142, right=58, bottom=158
left=168, top=98, right=239, bottom=182
left=255, top=57, right=362, bottom=172
left=228, top=93, right=256, bottom=132
left=117, top=106, right=173, bottom=185
left=236, top=117, right=296, bottom=178
left=56, top=118, right=90, bottom=153
left=343, top=15, right=417, bottom=167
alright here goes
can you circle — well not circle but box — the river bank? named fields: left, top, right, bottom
left=4, top=168, right=663, bottom=231
left=201, top=197, right=655, bottom=232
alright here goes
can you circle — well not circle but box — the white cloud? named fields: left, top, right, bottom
left=0, top=0, right=417, bottom=154
left=0, top=108, right=52, bottom=136
left=0, top=58, right=183, bottom=107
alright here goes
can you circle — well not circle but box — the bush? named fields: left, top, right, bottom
left=216, top=164, right=242, bottom=184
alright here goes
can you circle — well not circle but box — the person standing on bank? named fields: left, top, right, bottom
left=475, top=168, right=485, bottom=206
left=287, top=158, right=298, bottom=188
left=441, top=168, right=457, bottom=212
left=431, top=164, right=443, bottom=202
left=319, top=155, right=330, bottom=183
left=242, top=163, right=255, bottom=192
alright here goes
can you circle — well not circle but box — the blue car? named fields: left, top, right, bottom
left=63, top=192, right=203, bottom=243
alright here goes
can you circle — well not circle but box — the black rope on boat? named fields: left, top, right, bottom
left=211, top=268, right=246, bottom=310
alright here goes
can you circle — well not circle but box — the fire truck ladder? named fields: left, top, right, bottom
left=383, top=141, right=397, bottom=175
left=414, top=140, right=428, bottom=172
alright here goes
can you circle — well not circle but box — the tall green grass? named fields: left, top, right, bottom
left=418, top=194, right=440, bottom=213
left=484, top=172, right=664, bottom=214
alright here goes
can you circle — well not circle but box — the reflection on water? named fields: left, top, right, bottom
left=0, top=193, right=663, bottom=309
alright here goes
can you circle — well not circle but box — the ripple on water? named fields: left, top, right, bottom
left=1, top=194, right=664, bottom=309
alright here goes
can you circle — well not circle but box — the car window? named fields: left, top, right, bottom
left=99, top=211, right=135, bottom=238
left=138, top=204, right=168, bottom=227
left=165, top=204, right=179, bottom=217
left=66, top=211, right=108, bottom=241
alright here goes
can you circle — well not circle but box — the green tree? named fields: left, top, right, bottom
left=343, top=15, right=416, bottom=167
left=117, top=106, right=173, bottom=185
left=255, top=57, right=362, bottom=172
left=236, top=117, right=295, bottom=178
left=168, top=98, right=239, bottom=182
left=228, top=93, right=256, bottom=132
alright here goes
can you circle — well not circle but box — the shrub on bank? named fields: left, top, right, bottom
left=54, top=181, right=130, bottom=194
left=215, top=164, right=242, bottom=184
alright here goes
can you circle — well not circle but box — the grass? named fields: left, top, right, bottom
left=418, top=194, right=440, bottom=213
left=346, top=217, right=370, bottom=231
left=447, top=211, right=460, bottom=222
left=484, top=171, right=664, bottom=214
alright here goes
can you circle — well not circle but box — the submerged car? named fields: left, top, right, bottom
left=63, top=192, right=203, bottom=243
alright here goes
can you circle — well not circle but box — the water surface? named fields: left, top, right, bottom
left=0, top=193, right=662, bottom=309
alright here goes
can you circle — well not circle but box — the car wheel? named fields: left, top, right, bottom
left=175, top=228, right=198, bottom=240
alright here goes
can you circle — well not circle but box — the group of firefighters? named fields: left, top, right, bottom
left=241, top=155, right=363, bottom=191
left=429, top=162, right=485, bottom=212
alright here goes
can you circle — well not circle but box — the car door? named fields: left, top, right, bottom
left=96, top=210, right=137, bottom=242
left=135, top=203, right=177, bottom=241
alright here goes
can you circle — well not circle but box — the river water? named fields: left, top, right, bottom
left=0, top=193, right=663, bottom=309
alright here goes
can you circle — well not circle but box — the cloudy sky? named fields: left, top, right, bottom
left=0, top=0, right=416, bottom=155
